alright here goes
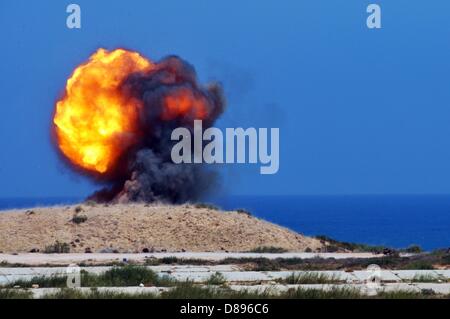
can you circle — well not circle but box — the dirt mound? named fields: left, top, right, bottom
left=0, top=204, right=323, bottom=253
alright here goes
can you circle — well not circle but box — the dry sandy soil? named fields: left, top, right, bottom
left=0, top=204, right=323, bottom=253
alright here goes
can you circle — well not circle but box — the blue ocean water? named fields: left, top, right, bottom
left=1, top=195, right=449, bottom=251
left=213, top=195, right=450, bottom=251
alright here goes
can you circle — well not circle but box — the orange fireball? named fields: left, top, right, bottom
left=53, top=48, right=154, bottom=174
left=162, top=88, right=208, bottom=121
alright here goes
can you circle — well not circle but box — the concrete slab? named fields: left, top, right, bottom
left=377, top=283, right=420, bottom=293
left=4, top=267, right=449, bottom=287
left=392, top=270, right=440, bottom=281
left=29, top=286, right=170, bottom=299
left=0, top=252, right=387, bottom=266
left=168, top=271, right=272, bottom=283
left=0, top=275, right=37, bottom=285
left=167, top=272, right=214, bottom=282
left=150, top=265, right=239, bottom=273
left=413, top=283, right=450, bottom=294
left=433, top=270, right=450, bottom=279
left=264, top=270, right=357, bottom=282
left=5, top=283, right=450, bottom=298
left=352, top=270, right=401, bottom=283
left=310, top=271, right=358, bottom=282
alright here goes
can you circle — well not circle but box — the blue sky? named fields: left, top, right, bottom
left=1, top=0, right=450, bottom=198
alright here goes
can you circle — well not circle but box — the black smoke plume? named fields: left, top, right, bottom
left=89, top=56, right=225, bottom=203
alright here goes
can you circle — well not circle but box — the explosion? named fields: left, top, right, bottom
left=53, top=48, right=225, bottom=203
left=54, top=49, right=153, bottom=174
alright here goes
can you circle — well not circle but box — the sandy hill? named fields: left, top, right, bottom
left=0, top=203, right=323, bottom=253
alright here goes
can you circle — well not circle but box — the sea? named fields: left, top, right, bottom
left=1, top=195, right=449, bottom=251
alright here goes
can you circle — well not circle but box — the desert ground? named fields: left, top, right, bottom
left=0, top=203, right=323, bottom=254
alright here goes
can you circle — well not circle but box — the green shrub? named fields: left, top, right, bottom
left=71, top=215, right=88, bottom=224
left=442, top=254, right=450, bottom=265
left=44, top=241, right=70, bottom=254
left=315, top=235, right=393, bottom=253
left=145, top=257, right=214, bottom=266
left=0, top=289, right=33, bottom=299
left=401, top=245, right=423, bottom=254
left=284, top=287, right=363, bottom=299
left=160, top=282, right=220, bottom=299
left=206, top=272, right=226, bottom=286
left=249, top=246, right=288, bottom=253
left=403, top=261, right=435, bottom=270
left=324, top=245, right=340, bottom=253
left=377, top=290, right=433, bottom=299
left=88, top=266, right=161, bottom=287
left=74, top=206, right=83, bottom=213
left=4, top=275, right=67, bottom=288
left=236, top=208, right=252, bottom=216
left=6, top=266, right=176, bottom=289
left=159, top=257, right=179, bottom=264
left=84, top=200, right=97, bottom=207
left=194, top=203, right=219, bottom=210
left=35, top=285, right=448, bottom=299
left=280, top=272, right=341, bottom=285
left=411, top=274, right=440, bottom=283
left=42, top=288, right=160, bottom=299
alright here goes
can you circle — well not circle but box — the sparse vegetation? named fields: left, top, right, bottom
left=87, top=266, right=175, bottom=287
left=41, top=288, right=159, bottom=299
left=315, top=235, right=394, bottom=254
left=71, top=214, right=88, bottom=224
left=154, top=283, right=364, bottom=299
left=411, top=274, right=441, bottom=283
left=315, top=236, right=426, bottom=256
left=158, top=282, right=260, bottom=299
left=0, top=203, right=333, bottom=254
left=4, top=266, right=176, bottom=289
left=0, top=289, right=33, bottom=299
left=74, top=206, right=84, bottom=213
left=4, top=275, right=67, bottom=288
left=4, top=285, right=449, bottom=299
left=84, top=200, right=97, bottom=207
left=3, top=271, right=450, bottom=299
left=376, top=290, right=437, bottom=299
left=44, top=241, right=70, bottom=254
left=249, top=246, right=288, bottom=253
left=158, top=257, right=179, bottom=264
left=239, top=258, right=281, bottom=271
left=142, top=252, right=448, bottom=271
left=3, top=250, right=448, bottom=270
left=236, top=208, right=252, bottom=216
left=206, top=272, right=227, bottom=286
left=145, top=257, right=210, bottom=266
left=443, top=254, right=450, bottom=264
left=284, top=287, right=364, bottom=299
left=323, top=245, right=340, bottom=253
left=400, top=245, right=423, bottom=254
left=279, top=272, right=341, bottom=285
left=38, top=285, right=446, bottom=299
left=194, top=203, right=219, bottom=210
left=404, top=260, right=435, bottom=270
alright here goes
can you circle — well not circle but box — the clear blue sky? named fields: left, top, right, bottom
left=1, top=0, right=450, bottom=198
